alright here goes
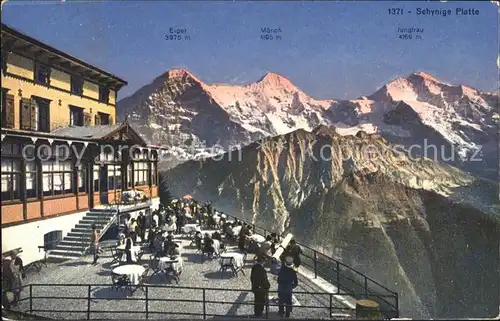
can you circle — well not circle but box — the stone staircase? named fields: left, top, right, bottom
left=49, top=208, right=118, bottom=260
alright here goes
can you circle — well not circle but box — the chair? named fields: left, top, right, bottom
left=110, top=248, right=124, bottom=265
left=149, top=255, right=162, bottom=279
left=111, top=273, right=130, bottom=292
left=135, top=265, right=150, bottom=292
left=31, top=246, right=49, bottom=272
left=219, top=257, right=238, bottom=276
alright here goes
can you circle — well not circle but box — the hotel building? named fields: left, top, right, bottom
left=1, top=23, right=160, bottom=264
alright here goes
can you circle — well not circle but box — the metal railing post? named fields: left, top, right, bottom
left=336, top=261, right=340, bottom=292
left=395, top=293, right=399, bottom=318
left=145, top=285, right=149, bottom=319
left=29, top=284, right=33, bottom=314
left=364, top=277, right=368, bottom=298
left=329, top=293, right=333, bottom=318
left=265, top=292, right=269, bottom=319
left=313, top=251, right=317, bottom=278
left=87, top=285, right=91, bottom=320
left=202, top=288, right=206, bottom=319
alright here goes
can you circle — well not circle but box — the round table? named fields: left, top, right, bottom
left=220, top=252, right=244, bottom=268
left=112, top=264, right=145, bottom=285
left=158, top=256, right=183, bottom=274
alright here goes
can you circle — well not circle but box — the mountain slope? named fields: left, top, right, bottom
left=163, top=127, right=500, bottom=319
left=118, top=70, right=498, bottom=176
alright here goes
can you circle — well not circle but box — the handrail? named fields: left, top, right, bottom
left=215, top=209, right=399, bottom=318
left=8, top=283, right=398, bottom=320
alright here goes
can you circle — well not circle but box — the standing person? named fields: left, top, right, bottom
left=250, top=255, right=270, bottom=317
left=2, top=257, right=13, bottom=308
left=137, top=212, right=146, bottom=243
left=125, top=234, right=134, bottom=263
left=9, top=251, right=25, bottom=306
left=152, top=211, right=159, bottom=229
left=91, top=223, right=100, bottom=265
left=277, top=256, right=298, bottom=318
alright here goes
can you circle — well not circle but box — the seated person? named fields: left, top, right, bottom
left=153, top=233, right=164, bottom=257
left=212, top=231, right=222, bottom=242
left=194, top=231, right=203, bottom=251
left=168, top=243, right=181, bottom=257
left=162, top=235, right=176, bottom=257
left=260, top=235, right=273, bottom=257
left=203, top=233, right=215, bottom=258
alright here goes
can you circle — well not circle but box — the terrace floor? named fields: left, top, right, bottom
left=7, top=234, right=355, bottom=320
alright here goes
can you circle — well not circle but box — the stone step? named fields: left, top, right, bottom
left=67, top=232, right=92, bottom=238
left=71, top=227, right=93, bottom=233
left=89, top=208, right=118, bottom=213
left=48, top=250, right=83, bottom=258
left=84, top=213, right=115, bottom=219
left=58, top=240, right=86, bottom=246
left=54, top=244, right=86, bottom=251
left=75, top=223, right=106, bottom=229
left=63, top=236, right=90, bottom=242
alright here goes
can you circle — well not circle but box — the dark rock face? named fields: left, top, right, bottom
left=163, top=128, right=500, bottom=319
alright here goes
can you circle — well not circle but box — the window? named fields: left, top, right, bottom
left=134, top=162, right=148, bottom=186
left=35, top=62, right=50, bottom=85
left=1, top=51, right=8, bottom=75
left=69, top=106, right=84, bottom=126
left=99, top=86, right=109, bottom=104
left=1, top=159, right=21, bottom=201
left=26, top=161, right=37, bottom=198
left=96, top=112, right=110, bottom=125
left=107, top=164, right=122, bottom=190
left=70, top=76, right=83, bottom=95
left=42, top=161, right=73, bottom=197
left=127, top=164, right=133, bottom=188
left=151, top=163, right=157, bottom=186
left=93, top=165, right=100, bottom=192
left=78, top=167, right=87, bottom=193
left=1, top=90, right=14, bottom=129
left=21, top=97, right=50, bottom=132
left=44, top=231, right=62, bottom=250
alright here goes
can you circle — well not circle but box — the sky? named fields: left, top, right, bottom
left=2, top=1, right=498, bottom=101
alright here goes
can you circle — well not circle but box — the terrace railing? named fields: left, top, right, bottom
left=217, top=211, right=399, bottom=319
left=8, top=283, right=399, bottom=320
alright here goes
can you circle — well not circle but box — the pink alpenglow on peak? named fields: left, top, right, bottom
left=166, top=68, right=203, bottom=84
left=413, top=71, right=441, bottom=83
left=257, top=72, right=296, bottom=89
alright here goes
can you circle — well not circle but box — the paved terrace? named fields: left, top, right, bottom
left=8, top=235, right=355, bottom=320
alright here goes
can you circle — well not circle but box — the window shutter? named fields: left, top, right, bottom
left=4, top=94, right=15, bottom=128
left=20, top=98, right=32, bottom=130
left=84, top=112, right=91, bottom=126
left=30, top=99, right=38, bottom=130
left=109, top=115, right=114, bottom=125
left=95, top=114, right=101, bottom=125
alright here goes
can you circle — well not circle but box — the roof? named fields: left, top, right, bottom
left=50, top=124, right=123, bottom=139
left=1, top=23, right=127, bottom=89
left=50, top=121, right=148, bottom=146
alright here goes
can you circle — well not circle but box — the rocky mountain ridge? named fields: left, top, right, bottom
left=163, top=126, right=500, bottom=319
left=118, top=69, right=498, bottom=176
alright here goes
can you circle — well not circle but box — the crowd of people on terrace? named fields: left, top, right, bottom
left=2, top=195, right=305, bottom=318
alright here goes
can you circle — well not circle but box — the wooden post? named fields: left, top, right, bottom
left=355, top=299, right=380, bottom=320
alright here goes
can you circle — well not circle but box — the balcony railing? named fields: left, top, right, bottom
left=216, top=210, right=399, bottom=319
left=6, top=283, right=399, bottom=319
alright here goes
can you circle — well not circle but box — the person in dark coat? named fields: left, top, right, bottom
left=125, top=235, right=134, bottom=263
left=137, top=212, right=146, bottom=243
left=251, top=255, right=270, bottom=317
left=278, top=256, right=298, bottom=318
left=281, top=239, right=302, bottom=269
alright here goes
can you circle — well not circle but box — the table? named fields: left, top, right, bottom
left=220, top=252, right=244, bottom=268
left=112, top=264, right=145, bottom=285
left=182, top=224, right=200, bottom=234
left=158, top=256, right=183, bottom=274
left=249, top=234, right=266, bottom=243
